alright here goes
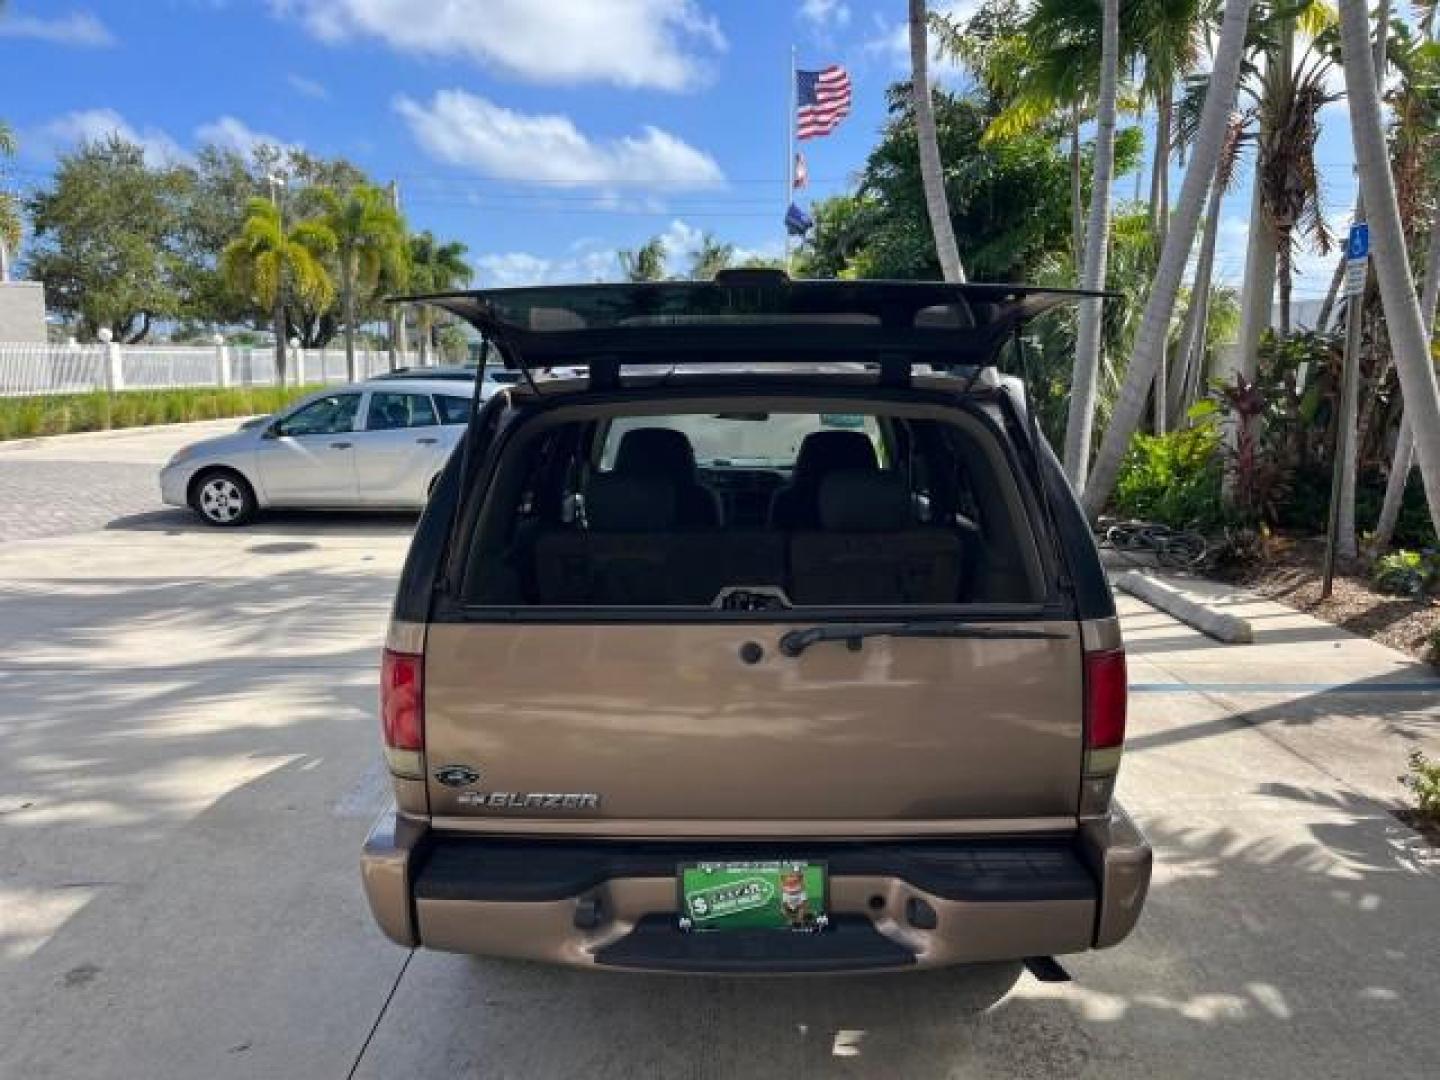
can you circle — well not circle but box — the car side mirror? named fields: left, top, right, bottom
left=263, top=421, right=283, bottom=440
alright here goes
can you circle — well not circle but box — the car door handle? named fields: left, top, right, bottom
left=415, top=437, right=438, bottom=445
left=329, top=441, right=353, bottom=449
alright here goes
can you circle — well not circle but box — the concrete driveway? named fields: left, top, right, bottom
left=1, top=423, right=1438, bottom=1078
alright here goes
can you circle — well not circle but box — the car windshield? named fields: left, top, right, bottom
left=599, top=412, right=882, bottom=469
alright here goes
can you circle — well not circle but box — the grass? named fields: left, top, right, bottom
left=0, top=385, right=324, bottom=441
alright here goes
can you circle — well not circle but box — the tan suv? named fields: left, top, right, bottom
left=361, top=274, right=1151, bottom=973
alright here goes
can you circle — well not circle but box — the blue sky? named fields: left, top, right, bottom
left=1, top=0, right=1363, bottom=300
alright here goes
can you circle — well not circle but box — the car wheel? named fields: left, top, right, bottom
left=191, top=469, right=256, bottom=526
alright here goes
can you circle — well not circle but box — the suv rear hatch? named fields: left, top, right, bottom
left=390, top=278, right=1123, bottom=836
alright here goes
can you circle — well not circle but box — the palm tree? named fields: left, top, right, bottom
left=1372, top=8, right=1440, bottom=551
left=320, top=183, right=409, bottom=381
left=1083, top=0, right=1257, bottom=520
left=1337, top=0, right=1440, bottom=535
left=1062, top=0, right=1121, bottom=490
left=0, top=121, right=21, bottom=282
left=1168, top=96, right=1250, bottom=423
left=1231, top=3, right=1340, bottom=389
left=220, top=198, right=335, bottom=384
left=689, top=232, right=734, bottom=280
left=618, top=236, right=668, bottom=281
left=407, top=231, right=472, bottom=365
left=909, top=0, right=966, bottom=282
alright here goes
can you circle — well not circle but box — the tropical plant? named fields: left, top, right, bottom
left=909, top=0, right=966, bottom=281
left=320, top=183, right=409, bottom=380
left=1082, top=0, right=1257, bottom=520
left=618, top=236, right=668, bottom=281
left=220, top=197, right=335, bottom=383
left=1112, top=403, right=1229, bottom=529
left=407, top=231, right=472, bottom=363
left=689, top=232, right=734, bottom=279
left=1370, top=548, right=1440, bottom=596
left=1400, top=750, right=1440, bottom=821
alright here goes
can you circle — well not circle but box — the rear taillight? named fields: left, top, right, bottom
left=381, top=629, right=425, bottom=779
left=1084, top=649, right=1127, bottom=751
left=1080, top=620, right=1127, bottom=820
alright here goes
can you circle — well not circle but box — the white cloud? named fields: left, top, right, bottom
left=194, top=116, right=300, bottom=159
left=394, top=90, right=724, bottom=191
left=474, top=248, right=621, bottom=287
left=35, top=109, right=187, bottom=164
left=473, top=223, right=783, bottom=287
left=0, top=9, right=115, bottom=47
left=286, top=73, right=329, bottom=99
left=272, top=0, right=724, bottom=91
left=799, top=0, right=850, bottom=32
left=862, top=0, right=976, bottom=82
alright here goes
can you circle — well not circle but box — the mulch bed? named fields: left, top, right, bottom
left=1215, top=534, right=1439, bottom=666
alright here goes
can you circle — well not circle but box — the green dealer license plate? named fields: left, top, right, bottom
left=678, top=861, right=828, bottom=932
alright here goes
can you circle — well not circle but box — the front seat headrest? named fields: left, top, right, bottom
left=614, top=428, right=700, bottom=481
left=792, top=431, right=878, bottom=485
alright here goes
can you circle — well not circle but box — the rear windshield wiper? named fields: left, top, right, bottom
left=778, top=621, right=1066, bottom=657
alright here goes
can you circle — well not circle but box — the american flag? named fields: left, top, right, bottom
left=796, top=65, right=851, bottom=140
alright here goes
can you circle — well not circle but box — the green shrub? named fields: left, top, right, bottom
left=1401, top=750, right=1440, bottom=824
left=1370, top=549, right=1440, bottom=597
left=0, top=386, right=322, bottom=441
left=1113, top=415, right=1231, bottom=531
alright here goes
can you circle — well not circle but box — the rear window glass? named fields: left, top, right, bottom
left=462, top=401, right=1044, bottom=611
left=598, top=413, right=883, bottom=470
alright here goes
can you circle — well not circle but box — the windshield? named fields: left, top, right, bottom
left=599, top=412, right=884, bottom=469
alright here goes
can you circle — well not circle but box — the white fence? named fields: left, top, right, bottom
left=0, top=340, right=415, bottom=397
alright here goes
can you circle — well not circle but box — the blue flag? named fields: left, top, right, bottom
left=784, top=202, right=813, bottom=236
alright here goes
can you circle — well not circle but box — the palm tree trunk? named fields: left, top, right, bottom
left=1317, top=253, right=1345, bottom=330
left=1169, top=172, right=1225, bottom=425
left=1371, top=206, right=1440, bottom=550
left=1338, top=0, right=1440, bottom=535
left=1062, top=0, right=1120, bottom=491
left=418, top=309, right=432, bottom=365
left=1233, top=167, right=1277, bottom=387
left=1148, top=84, right=1172, bottom=245
left=1277, top=257, right=1293, bottom=335
left=909, top=0, right=966, bottom=283
left=1336, top=0, right=1390, bottom=559
left=273, top=296, right=288, bottom=386
left=1149, top=86, right=1175, bottom=436
left=342, top=257, right=358, bottom=382
left=1070, top=103, right=1084, bottom=272
left=1082, top=0, right=1256, bottom=520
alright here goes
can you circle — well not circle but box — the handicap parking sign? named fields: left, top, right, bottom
left=1347, top=223, right=1369, bottom=261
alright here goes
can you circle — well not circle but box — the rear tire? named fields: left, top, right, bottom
left=190, top=468, right=257, bottom=527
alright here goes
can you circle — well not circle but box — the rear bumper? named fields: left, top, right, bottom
left=361, top=806, right=1151, bottom=973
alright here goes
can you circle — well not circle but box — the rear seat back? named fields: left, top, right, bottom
left=790, top=470, right=965, bottom=605
left=535, top=473, right=783, bottom=605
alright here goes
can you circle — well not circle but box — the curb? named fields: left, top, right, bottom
left=1115, top=571, right=1254, bottom=644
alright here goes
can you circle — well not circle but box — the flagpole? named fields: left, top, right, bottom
left=784, top=44, right=796, bottom=272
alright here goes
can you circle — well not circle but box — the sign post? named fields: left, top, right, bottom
left=1322, top=221, right=1370, bottom=599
